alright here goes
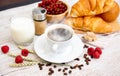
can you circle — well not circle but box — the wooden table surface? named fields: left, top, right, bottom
left=0, top=0, right=120, bottom=76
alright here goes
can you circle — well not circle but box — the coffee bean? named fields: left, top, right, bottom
left=41, top=64, right=44, bottom=66
left=84, top=59, right=89, bottom=65
left=86, top=61, right=89, bottom=65
left=63, top=69, right=65, bottom=72
left=80, top=64, right=84, bottom=67
left=46, top=63, right=52, bottom=66
left=85, top=59, right=88, bottom=62
left=78, top=66, right=82, bottom=70
left=64, top=68, right=68, bottom=70
left=86, top=57, right=91, bottom=61
left=68, top=70, right=72, bottom=74
left=83, top=45, right=89, bottom=48
left=61, top=63, right=65, bottom=64
left=74, top=64, right=79, bottom=69
left=58, top=69, right=61, bottom=72
left=74, top=58, right=80, bottom=61
left=49, top=68, right=54, bottom=73
left=48, top=68, right=54, bottom=75
left=53, top=65, right=57, bottom=68
left=49, top=68, right=52, bottom=71
left=48, top=71, right=54, bottom=76
left=84, top=54, right=87, bottom=58
left=70, top=66, right=74, bottom=69
left=39, top=66, right=43, bottom=70
left=38, top=63, right=44, bottom=70
left=38, top=63, right=44, bottom=66
left=48, top=72, right=52, bottom=75
left=64, top=73, right=67, bottom=75
left=86, top=62, right=89, bottom=65
left=72, top=66, right=76, bottom=69
left=51, top=70, right=54, bottom=73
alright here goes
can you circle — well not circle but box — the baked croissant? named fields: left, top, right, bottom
left=65, top=16, right=113, bottom=33
left=70, top=0, right=114, bottom=17
left=99, top=1, right=120, bottom=22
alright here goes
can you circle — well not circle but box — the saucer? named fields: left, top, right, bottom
left=34, top=34, right=84, bottom=63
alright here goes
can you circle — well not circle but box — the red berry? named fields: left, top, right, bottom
left=93, top=51, right=100, bottom=59
left=87, top=47, right=95, bottom=56
left=39, top=0, right=67, bottom=15
left=15, top=55, right=23, bottom=63
left=95, top=47, right=102, bottom=55
left=38, top=3, right=42, bottom=7
left=21, top=49, right=29, bottom=57
left=1, top=45, right=9, bottom=54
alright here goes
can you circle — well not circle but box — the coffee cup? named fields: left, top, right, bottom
left=45, top=24, right=74, bottom=54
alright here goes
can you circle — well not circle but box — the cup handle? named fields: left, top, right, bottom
left=52, top=44, right=59, bottom=53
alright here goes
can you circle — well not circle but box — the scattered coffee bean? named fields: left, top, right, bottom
left=78, top=66, right=82, bottom=70
left=86, top=61, right=89, bottom=65
left=64, top=73, right=67, bottom=75
left=63, top=69, right=65, bottom=72
left=80, top=64, right=84, bottom=67
left=86, top=62, right=89, bottom=65
left=38, top=53, right=93, bottom=75
left=84, top=54, right=87, bottom=58
left=38, top=63, right=44, bottom=70
left=61, top=63, right=65, bottom=64
left=83, top=45, right=89, bottom=48
left=38, top=63, right=44, bottom=66
left=58, top=69, right=61, bottom=72
left=86, top=57, right=91, bottom=61
left=64, top=68, right=68, bottom=70
left=46, top=63, right=52, bottom=66
left=49, top=68, right=52, bottom=71
left=53, top=65, right=57, bottom=68
left=48, top=72, right=52, bottom=75
left=85, top=59, right=88, bottom=62
left=68, top=70, right=72, bottom=74
left=85, top=60, right=89, bottom=65
left=51, top=71, right=54, bottom=73
left=39, top=66, right=43, bottom=70
left=70, top=66, right=74, bottom=69
left=73, top=64, right=79, bottom=69
left=48, top=68, right=54, bottom=75
left=48, top=71, right=54, bottom=75
left=74, top=58, right=80, bottom=61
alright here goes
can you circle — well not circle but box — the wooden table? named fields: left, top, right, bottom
left=0, top=0, right=120, bottom=76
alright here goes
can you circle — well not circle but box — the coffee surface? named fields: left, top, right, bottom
left=48, top=28, right=72, bottom=42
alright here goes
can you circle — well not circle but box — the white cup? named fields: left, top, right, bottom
left=10, top=15, right=35, bottom=46
left=45, top=24, right=74, bottom=54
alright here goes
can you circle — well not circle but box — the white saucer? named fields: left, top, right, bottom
left=34, top=34, right=84, bottom=63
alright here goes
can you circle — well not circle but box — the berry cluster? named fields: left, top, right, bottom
left=1, top=45, right=29, bottom=64
left=87, top=47, right=102, bottom=59
left=38, top=0, right=67, bottom=15
left=15, top=49, right=29, bottom=63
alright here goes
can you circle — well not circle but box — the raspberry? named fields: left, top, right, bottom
left=21, top=49, right=29, bottom=57
left=15, top=55, right=23, bottom=63
left=1, top=45, right=9, bottom=54
left=95, top=47, right=102, bottom=55
left=87, top=47, right=95, bottom=56
left=93, top=51, right=100, bottom=59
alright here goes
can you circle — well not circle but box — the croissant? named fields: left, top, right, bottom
left=65, top=16, right=113, bottom=33
left=70, top=0, right=114, bottom=17
left=99, top=1, right=120, bottom=22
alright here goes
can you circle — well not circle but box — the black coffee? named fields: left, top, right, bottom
left=47, top=28, right=72, bottom=42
